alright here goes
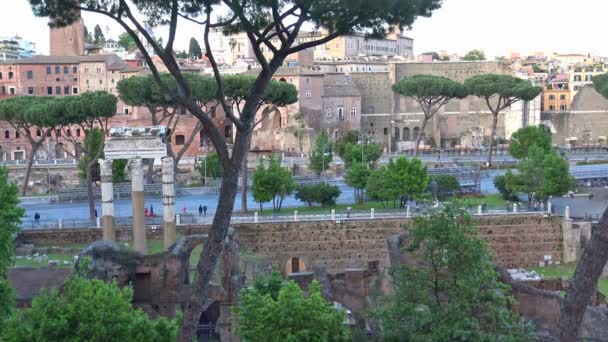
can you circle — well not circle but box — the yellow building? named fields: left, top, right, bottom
left=543, top=86, right=570, bottom=112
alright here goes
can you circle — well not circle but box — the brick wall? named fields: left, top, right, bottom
left=18, top=215, right=563, bottom=272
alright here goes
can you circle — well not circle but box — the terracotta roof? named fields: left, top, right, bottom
left=243, top=66, right=324, bottom=77
left=11, top=54, right=121, bottom=65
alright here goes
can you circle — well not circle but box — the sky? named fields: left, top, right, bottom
left=1, top=0, right=605, bottom=58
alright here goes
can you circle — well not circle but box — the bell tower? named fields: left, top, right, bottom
left=49, top=13, right=85, bottom=56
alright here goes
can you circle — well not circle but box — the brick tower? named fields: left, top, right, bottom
left=49, top=14, right=85, bottom=56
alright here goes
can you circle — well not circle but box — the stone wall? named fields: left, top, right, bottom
left=19, top=215, right=564, bottom=272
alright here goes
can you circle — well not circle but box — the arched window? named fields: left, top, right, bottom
left=413, top=127, right=420, bottom=140
left=15, top=131, right=20, bottom=139
left=394, top=127, right=400, bottom=141
left=36, top=129, right=41, bottom=137
left=4, top=130, right=9, bottom=139
left=279, top=77, right=287, bottom=82
left=338, top=107, right=344, bottom=121
left=403, top=127, right=410, bottom=141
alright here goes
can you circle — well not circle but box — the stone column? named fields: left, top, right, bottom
left=99, top=159, right=115, bottom=241
left=131, top=157, right=147, bottom=254
left=162, top=157, right=176, bottom=249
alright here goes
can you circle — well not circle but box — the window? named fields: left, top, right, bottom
left=76, top=129, right=81, bottom=137
left=560, top=105, right=567, bottom=111
left=338, top=107, right=344, bottom=121
left=574, top=75, right=581, bottom=81
left=175, top=135, right=186, bottom=145
left=72, top=87, right=78, bottom=94
left=46, top=67, right=51, bottom=74
left=36, top=129, right=41, bottom=137
left=403, top=127, right=410, bottom=141
left=325, top=107, right=332, bottom=118
left=86, top=79, right=89, bottom=85
left=586, top=75, right=593, bottom=81
left=560, top=95, right=566, bottom=100
left=548, top=95, right=555, bottom=100
left=64, top=86, right=69, bottom=94
left=305, top=90, right=311, bottom=98
left=63, top=66, right=68, bottom=74
left=574, top=85, right=580, bottom=91
left=15, top=131, right=20, bottom=138
left=55, top=86, right=61, bottom=95
left=27, top=70, right=33, bottom=79
left=47, top=87, right=52, bottom=95
left=0, top=72, right=2, bottom=79
left=66, top=129, right=71, bottom=137
left=350, top=107, right=357, bottom=117
left=8, top=71, right=13, bottom=79
left=28, top=87, right=34, bottom=95
left=124, top=108, right=129, bottom=115
left=55, top=66, right=60, bottom=74
left=413, top=127, right=420, bottom=140
left=99, top=80, right=103, bottom=85
left=73, top=66, right=77, bottom=73
left=9, top=88, right=14, bottom=95
left=383, top=128, right=388, bottom=135
left=4, top=131, right=8, bottom=139
left=306, top=77, right=311, bottom=84
left=549, top=105, right=555, bottom=111
left=55, top=78, right=60, bottom=82
left=1, top=86, right=4, bottom=95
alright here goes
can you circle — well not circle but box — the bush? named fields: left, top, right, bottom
left=429, top=175, right=460, bottom=199
left=294, top=183, right=341, bottom=207
left=1, top=277, right=179, bottom=342
left=494, top=175, right=517, bottom=201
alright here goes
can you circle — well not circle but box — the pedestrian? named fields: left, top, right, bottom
left=482, top=202, right=487, bottom=213
left=150, top=205, right=154, bottom=217
left=144, top=207, right=149, bottom=217
left=94, top=209, right=98, bottom=218
left=203, top=205, right=207, bottom=216
left=589, top=192, right=594, bottom=200
left=198, top=204, right=203, bottom=216
left=34, top=212, right=40, bottom=224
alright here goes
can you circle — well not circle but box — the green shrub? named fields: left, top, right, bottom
left=294, top=183, right=341, bottom=207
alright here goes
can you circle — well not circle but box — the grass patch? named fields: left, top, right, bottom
left=14, top=253, right=75, bottom=268
left=531, top=263, right=608, bottom=296
left=255, top=200, right=400, bottom=216
left=576, top=160, right=608, bottom=166
left=446, top=193, right=508, bottom=209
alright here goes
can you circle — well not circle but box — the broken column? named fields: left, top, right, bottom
left=162, top=157, right=176, bottom=249
left=99, top=159, right=115, bottom=241
left=131, top=157, right=147, bottom=254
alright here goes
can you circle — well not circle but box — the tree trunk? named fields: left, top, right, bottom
left=241, top=156, right=248, bottom=213
left=413, top=117, right=429, bottom=157
left=559, top=210, right=608, bottom=341
left=86, top=163, right=96, bottom=222
left=21, top=142, right=41, bottom=196
left=487, top=112, right=499, bottom=167
left=177, top=164, right=241, bottom=341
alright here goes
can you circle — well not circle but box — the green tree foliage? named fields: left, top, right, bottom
left=372, top=204, right=535, bottom=341
left=393, top=75, right=467, bottom=155
left=334, top=130, right=360, bottom=158
left=196, top=153, right=223, bottom=181
left=592, top=73, right=608, bottom=98
left=465, top=74, right=542, bottom=166
left=117, top=31, right=136, bottom=50
left=388, top=157, right=430, bottom=199
left=509, top=126, right=552, bottom=159
left=175, top=50, right=188, bottom=59
left=366, top=167, right=401, bottom=207
left=429, top=174, right=460, bottom=199
left=76, top=130, right=126, bottom=183
left=294, top=183, right=341, bottom=207
left=58, top=91, right=117, bottom=221
left=84, top=25, right=92, bottom=44
left=344, top=162, right=371, bottom=204
left=1, top=277, right=178, bottom=341
left=309, top=132, right=333, bottom=175
left=0, top=96, right=61, bottom=195
left=93, top=24, right=105, bottom=45
left=342, top=142, right=382, bottom=168
left=494, top=175, right=518, bottom=201
left=27, top=0, right=443, bottom=338
left=0, top=168, right=24, bottom=322
left=463, top=49, right=486, bottom=61
left=252, top=158, right=295, bottom=212
left=505, top=145, right=574, bottom=202
left=235, top=272, right=350, bottom=342
left=188, top=37, right=202, bottom=59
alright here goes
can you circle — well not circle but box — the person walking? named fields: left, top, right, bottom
left=150, top=205, right=154, bottom=217
left=34, top=212, right=40, bottom=224
left=198, top=205, right=203, bottom=216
